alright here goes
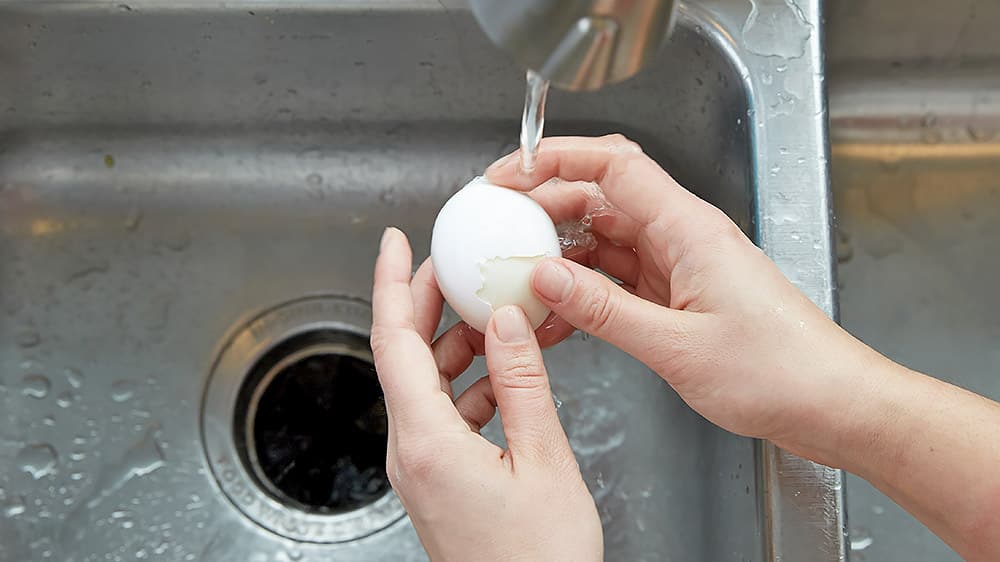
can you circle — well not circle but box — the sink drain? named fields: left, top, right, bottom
left=202, top=297, right=405, bottom=543
left=238, top=332, right=389, bottom=514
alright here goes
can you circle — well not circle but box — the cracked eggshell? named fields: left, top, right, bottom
left=431, top=176, right=561, bottom=333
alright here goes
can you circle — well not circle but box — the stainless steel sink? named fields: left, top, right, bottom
left=828, top=1, right=1000, bottom=559
left=0, top=1, right=842, bottom=560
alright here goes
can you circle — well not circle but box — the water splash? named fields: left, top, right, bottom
left=556, top=220, right=598, bottom=257
left=519, top=70, right=550, bottom=173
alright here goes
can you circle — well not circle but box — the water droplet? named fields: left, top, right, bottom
left=111, top=380, right=135, bottom=402
left=43, top=415, right=55, bottom=426
left=56, top=391, right=76, bottom=408
left=304, top=174, right=325, bottom=200
left=769, top=164, right=782, bottom=176
left=65, top=368, right=84, bottom=389
left=761, top=72, right=773, bottom=85
left=850, top=526, right=874, bottom=551
left=921, top=128, right=942, bottom=144
left=70, top=451, right=87, bottom=461
left=162, top=232, right=192, bottom=252
left=17, top=331, right=41, bottom=348
left=742, top=0, right=813, bottom=59
left=16, top=443, right=58, bottom=479
left=872, top=504, right=885, bottom=515
left=70, top=472, right=85, bottom=481
left=82, top=425, right=165, bottom=511
left=124, top=206, right=142, bottom=231
left=378, top=188, right=398, bottom=206
left=3, top=494, right=26, bottom=517
left=967, top=123, right=997, bottom=142
left=22, top=374, right=51, bottom=398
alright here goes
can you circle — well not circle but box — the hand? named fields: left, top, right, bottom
left=485, top=135, right=1000, bottom=560
left=487, top=135, right=884, bottom=458
left=370, top=227, right=603, bottom=562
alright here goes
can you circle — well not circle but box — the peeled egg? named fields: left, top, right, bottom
left=431, top=176, right=561, bottom=333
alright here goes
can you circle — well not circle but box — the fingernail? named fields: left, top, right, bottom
left=493, top=306, right=530, bottom=343
left=533, top=260, right=574, bottom=304
left=379, top=227, right=394, bottom=252
left=486, top=150, right=518, bottom=172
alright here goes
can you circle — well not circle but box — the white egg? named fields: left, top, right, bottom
left=431, top=176, right=561, bottom=333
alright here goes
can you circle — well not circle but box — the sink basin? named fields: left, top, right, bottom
left=0, top=1, right=842, bottom=560
left=827, top=1, right=1000, bottom=559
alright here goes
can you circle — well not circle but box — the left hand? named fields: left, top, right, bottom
left=370, top=227, right=603, bottom=562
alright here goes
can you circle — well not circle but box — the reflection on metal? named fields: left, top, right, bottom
left=0, top=0, right=842, bottom=559
left=468, top=0, right=677, bottom=90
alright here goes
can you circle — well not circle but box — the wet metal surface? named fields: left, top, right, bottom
left=829, top=1, right=1000, bottom=558
left=1, top=1, right=839, bottom=560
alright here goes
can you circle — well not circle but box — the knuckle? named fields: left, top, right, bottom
left=704, top=209, right=747, bottom=245
left=393, top=442, right=439, bottom=483
left=369, top=326, right=392, bottom=358
left=495, top=350, right=545, bottom=389
left=602, top=133, right=643, bottom=154
left=579, top=282, right=620, bottom=333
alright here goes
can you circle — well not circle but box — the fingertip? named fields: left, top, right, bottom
left=379, top=226, right=407, bottom=252
left=489, top=305, right=532, bottom=344
left=531, top=258, right=575, bottom=305
left=485, top=149, right=519, bottom=174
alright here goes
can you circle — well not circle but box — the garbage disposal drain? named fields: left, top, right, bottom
left=202, top=297, right=405, bottom=543
left=237, top=331, right=389, bottom=514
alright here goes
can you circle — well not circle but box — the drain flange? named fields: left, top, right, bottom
left=202, top=297, right=405, bottom=543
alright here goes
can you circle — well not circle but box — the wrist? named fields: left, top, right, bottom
left=771, top=331, right=904, bottom=471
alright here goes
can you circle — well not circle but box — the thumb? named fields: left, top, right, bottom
left=531, top=258, right=696, bottom=372
left=485, top=306, right=570, bottom=461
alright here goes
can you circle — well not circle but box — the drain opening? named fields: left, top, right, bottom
left=234, top=330, right=389, bottom=514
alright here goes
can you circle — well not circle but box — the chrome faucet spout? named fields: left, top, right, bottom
left=468, top=0, right=679, bottom=91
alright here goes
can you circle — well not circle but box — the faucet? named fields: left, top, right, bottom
left=467, top=0, right=679, bottom=91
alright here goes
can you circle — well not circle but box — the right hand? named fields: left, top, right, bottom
left=486, top=135, right=888, bottom=459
